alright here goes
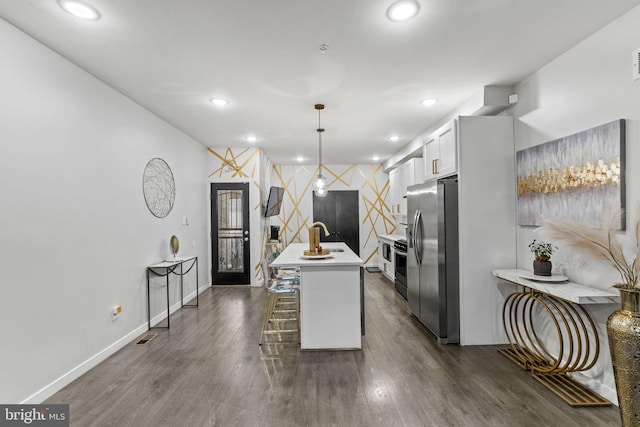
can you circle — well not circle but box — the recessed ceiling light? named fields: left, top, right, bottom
left=209, top=98, right=229, bottom=106
left=296, top=156, right=304, bottom=162
left=389, top=135, right=400, bottom=142
left=421, top=98, right=437, bottom=107
left=245, top=135, right=257, bottom=143
left=58, top=0, right=101, bottom=20
left=387, top=0, right=420, bottom=22
left=372, top=155, right=380, bottom=162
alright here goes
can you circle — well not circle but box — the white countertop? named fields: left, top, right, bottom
left=270, top=242, right=363, bottom=267
left=378, top=234, right=404, bottom=242
left=149, top=256, right=197, bottom=268
left=493, top=269, right=620, bottom=305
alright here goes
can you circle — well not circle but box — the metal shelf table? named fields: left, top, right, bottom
left=493, top=269, right=618, bottom=407
left=147, top=256, right=199, bottom=329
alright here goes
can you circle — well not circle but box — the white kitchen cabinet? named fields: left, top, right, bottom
left=389, top=162, right=407, bottom=215
left=423, top=119, right=457, bottom=180
left=389, top=158, right=424, bottom=215
left=377, top=236, right=395, bottom=282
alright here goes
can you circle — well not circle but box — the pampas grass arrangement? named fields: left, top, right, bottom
left=543, top=210, right=639, bottom=289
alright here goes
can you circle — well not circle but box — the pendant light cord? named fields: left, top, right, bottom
left=315, top=104, right=325, bottom=178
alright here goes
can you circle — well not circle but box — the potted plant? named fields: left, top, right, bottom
left=543, top=212, right=639, bottom=426
left=528, top=239, right=556, bottom=276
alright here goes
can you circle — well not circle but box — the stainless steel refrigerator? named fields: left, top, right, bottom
left=407, top=177, right=459, bottom=344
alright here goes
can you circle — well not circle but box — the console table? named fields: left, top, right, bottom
left=147, top=256, right=199, bottom=329
left=492, top=269, right=619, bottom=407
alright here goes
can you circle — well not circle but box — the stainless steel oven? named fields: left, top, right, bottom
left=394, top=239, right=407, bottom=299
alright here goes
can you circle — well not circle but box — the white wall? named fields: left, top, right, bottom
left=0, top=19, right=208, bottom=403
left=457, top=116, right=516, bottom=345
left=509, top=5, right=640, bottom=403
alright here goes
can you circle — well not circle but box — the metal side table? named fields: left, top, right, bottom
left=147, top=256, right=199, bottom=329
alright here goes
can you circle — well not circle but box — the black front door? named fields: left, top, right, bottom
left=313, top=190, right=360, bottom=255
left=211, top=183, right=250, bottom=284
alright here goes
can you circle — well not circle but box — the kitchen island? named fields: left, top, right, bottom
left=270, top=242, right=363, bottom=350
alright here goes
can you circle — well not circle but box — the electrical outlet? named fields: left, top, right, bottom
left=112, top=305, right=122, bottom=320
left=633, top=48, right=640, bottom=81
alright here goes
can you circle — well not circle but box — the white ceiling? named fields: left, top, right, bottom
left=1, top=0, right=639, bottom=165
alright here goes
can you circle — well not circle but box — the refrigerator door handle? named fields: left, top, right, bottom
left=410, top=209, right=418, bottom=249
left=414, top=210, right=423, bottom=265
left=412, top=209, right=418, bottom=239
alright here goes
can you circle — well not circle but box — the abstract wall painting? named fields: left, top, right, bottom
left=516, top=119, right=625, bottom=229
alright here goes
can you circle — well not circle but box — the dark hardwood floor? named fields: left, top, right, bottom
left=46, top=272, right=621, bottom=426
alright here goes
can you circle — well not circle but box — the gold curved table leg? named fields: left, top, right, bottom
left=499, top=288, right=610, bottom=407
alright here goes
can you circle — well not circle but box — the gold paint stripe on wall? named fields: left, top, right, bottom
left=360, top=165, right=393, bottom=218
left=272, top=165, right=317, bottom=245
left=253, top=181, right=261, bottom=211
left=208, top=147, right=246, bottom=178
left=362, top=192, right=395, bottom=234
left=207, top=147, right=260, bottom=179
left=362, top=196, right=392, bottom=248
left=324, top=164, right=357, bottom=187
left=225, top=147, right=247, bottom=178
left=362, top=165, right=391, bottom=211
left=207, top=147, right=264, bottom=285
left=289, top=217, right=312, bottom=243
left=269, top=164, right=392, bottom=267
left=230, top=148, right=260, bottom=178
left=363, top=247, right=377, bottom=265
left=357, top=164, right=395, bottom=247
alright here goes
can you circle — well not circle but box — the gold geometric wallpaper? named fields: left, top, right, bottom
left=207, top=147, right=394, bottom=285
left=207, top=147, right=265, bottom=286
left=270, top=164, right=395, bottom=266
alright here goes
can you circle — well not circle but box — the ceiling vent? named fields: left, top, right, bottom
left=633, top=48, right=640, bottom=81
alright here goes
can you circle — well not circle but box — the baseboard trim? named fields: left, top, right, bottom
left=21, top=284, right=210, bottom=404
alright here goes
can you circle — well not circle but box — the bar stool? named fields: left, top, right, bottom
left=259, top=261, right=300, bottom=347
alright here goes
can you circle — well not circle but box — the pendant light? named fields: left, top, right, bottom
left=312, top=103, right=328, bottom=197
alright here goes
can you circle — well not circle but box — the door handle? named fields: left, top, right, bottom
left=411, top=210, right=419, bottom=245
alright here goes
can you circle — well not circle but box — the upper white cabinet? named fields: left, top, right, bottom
left=423, top=119, right=457, bottom=180
left=389, top=158, right=423, bottom=215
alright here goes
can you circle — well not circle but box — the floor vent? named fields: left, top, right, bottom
left=135, top=334, right=157, bottom=345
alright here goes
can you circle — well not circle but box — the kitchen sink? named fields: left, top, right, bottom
left=328, top=248, right=344, bottom=252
